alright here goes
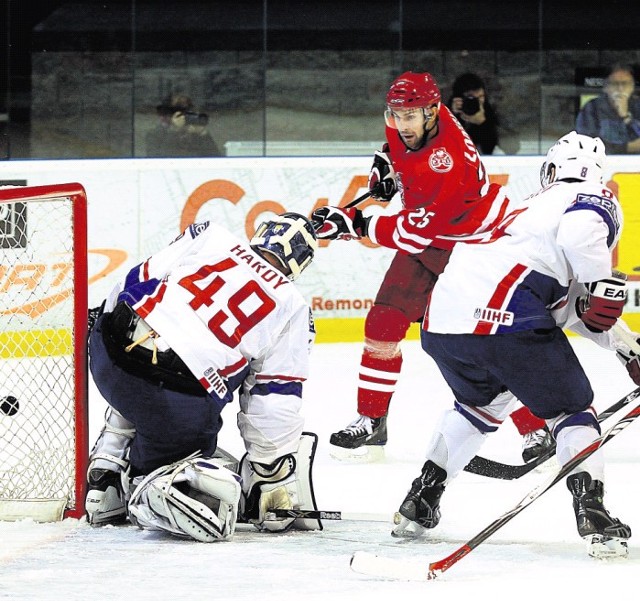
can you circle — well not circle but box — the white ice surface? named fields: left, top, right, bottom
left=1, top=337, right=639, bottom=600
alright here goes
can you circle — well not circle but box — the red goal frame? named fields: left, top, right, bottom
left=0, top=183, right=88, bottom=520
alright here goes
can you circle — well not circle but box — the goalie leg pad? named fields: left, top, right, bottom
left=293, top=432, right=322, bottom=531
left=86, top=407, right=135, bottom=525
left=240, top=432, right=322, bottom=532
left=128, top=456, right=241, bottom=542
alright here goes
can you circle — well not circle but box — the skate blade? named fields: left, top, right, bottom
left=391, top=512, right=427, bottom=538
left=329, top=444, right=385, bottom=463
left=585, top=534, right=629, bottom=559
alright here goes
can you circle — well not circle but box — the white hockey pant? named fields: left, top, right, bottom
left=88, top=406, right=135, bottom=475
left=546, top=412, right=604, bottom=482
left=425, top=391, right=516, bottom=481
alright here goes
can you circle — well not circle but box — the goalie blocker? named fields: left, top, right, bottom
left=127, top=433, right=322, bottom=542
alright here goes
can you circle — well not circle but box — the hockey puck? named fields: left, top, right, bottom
left=0, top=395, right=19, bottom=416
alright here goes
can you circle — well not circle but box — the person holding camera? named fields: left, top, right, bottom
left=448, top=72, right=518, bottom=155
left=576, top=64, right=640, bottom=155
left=145, top=93, right=221, bottom=158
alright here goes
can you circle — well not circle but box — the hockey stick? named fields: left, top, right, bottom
left=464, top=386, right=640, bottom=480
left=351, top=395, right=640, bottom=581
left=265, top=509, right=394, bottom=522
left=344, top=190, right=373, bottom=208
left=266, top=509, right=342, bottom=520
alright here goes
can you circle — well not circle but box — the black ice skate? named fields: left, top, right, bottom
left=392, top=460, right=447, bottom=538
left=567, top=471, right=631, bottom=558
left=521, top=427, right=554, bottom=463
left=85, top=468, right=128, bottom=526
left=329, top=415, right=387, bottom=462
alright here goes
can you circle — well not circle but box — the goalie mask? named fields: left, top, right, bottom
left=250, top=212, right=318, bottom=281
left=540, top=131, right=606, bottom=187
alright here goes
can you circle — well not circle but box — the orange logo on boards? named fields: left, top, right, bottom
left=0, top=249, right=127, bottom=317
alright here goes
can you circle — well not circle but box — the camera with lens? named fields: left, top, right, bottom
left=183, top=112, right=209, bottom=127
left=461, top=95, right=480, bottom=115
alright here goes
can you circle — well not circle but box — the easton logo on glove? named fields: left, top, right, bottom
left=576, top=271, right=627, bottom=333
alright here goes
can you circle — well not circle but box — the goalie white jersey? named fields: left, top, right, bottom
left=107, top=221, right=315, bottom=462
left=423, top=180, right=622, bottom=336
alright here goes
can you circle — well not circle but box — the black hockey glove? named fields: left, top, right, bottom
left=368, top=144, right=397, bottom=202
left=576, top=272, right=627, bottom=333
left=311, top=206, right=369, bottom=240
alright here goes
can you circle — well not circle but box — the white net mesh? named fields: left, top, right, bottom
left=0, top=190, right=86, bottom=521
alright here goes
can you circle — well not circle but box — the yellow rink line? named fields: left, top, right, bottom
left=0, top=329, right=73, bottom=358
left=1, top=314, right=639, bottom=354
left=314, top=314, right=640, bottom=343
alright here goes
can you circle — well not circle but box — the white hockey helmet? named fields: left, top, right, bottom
left=540, top=131, right=606, bottom=187
left=250, top=212, right=318, bottom=281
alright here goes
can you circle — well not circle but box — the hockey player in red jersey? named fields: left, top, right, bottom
left=312, top=71, right=551, bottom=462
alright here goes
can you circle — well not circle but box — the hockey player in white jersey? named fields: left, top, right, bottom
left=393, top=132, right=640, bottom=558
left=85, top=212, right=322, bottom=541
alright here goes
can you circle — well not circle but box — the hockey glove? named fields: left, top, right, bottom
left=311, top=206, right=369, bottom=240
left=368, top=144, right=397, bottom=202
left=240, top=454, right=298, bottom=532
left=576, top=272, right=627, bottom=333
left=616, top=338, right=640, bottom=386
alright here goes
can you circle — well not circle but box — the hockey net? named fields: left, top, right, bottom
left=0, top=183, right=88, bottom=521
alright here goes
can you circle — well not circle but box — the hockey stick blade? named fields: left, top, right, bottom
left=351, top=395, right=640, bottom=581
left=464, top=386, right=640, bottom=480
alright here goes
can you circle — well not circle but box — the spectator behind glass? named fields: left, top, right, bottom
left=145, top=93, right=221, bottom=157
left=447, top=73, right=519, bottom=155
left=576, top=64, right=640, bottom=154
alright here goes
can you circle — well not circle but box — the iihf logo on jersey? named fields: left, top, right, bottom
left=429, top=148, right=453, bottom=173
left=474, top=307, right=514, bottom=325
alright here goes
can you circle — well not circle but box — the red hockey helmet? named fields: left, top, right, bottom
left=385, top=72, right=441, bottom=110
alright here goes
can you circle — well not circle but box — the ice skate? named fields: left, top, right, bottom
left=521, top=427, right=554, bottom=463
left=567, top=471, right=631, bottom=559
left=329, top=414, right=387, bottom=462
left=392, top=460, right=446, bottom=538
left=85, top=467, right=129, bottom=526
left=85, top=407, right=134, bottom=526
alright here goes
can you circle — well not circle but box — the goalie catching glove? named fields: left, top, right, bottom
left=576, top=271, right=627, bottom=333
left=368, top=144, right=397, bottom=202
left=239, top=432, right=322, bottom=532
left=311, top=206, right=369, bottom=241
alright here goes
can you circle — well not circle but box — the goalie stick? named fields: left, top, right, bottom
left=266, top=509, right=342, bottom=520
left=464, top=386, right=640, bottom=480
left=264, top=509, right=392, bottom=522
left=350, top=394, right=640, bottom=581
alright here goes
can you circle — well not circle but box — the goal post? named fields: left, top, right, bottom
left=0, top=183, right=88, bottom=521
